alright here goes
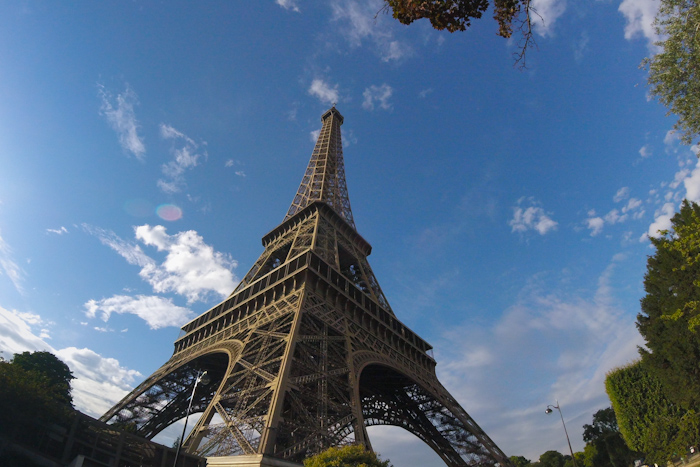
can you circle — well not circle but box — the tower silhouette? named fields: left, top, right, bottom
left=102, top=107, right=510, bottom=466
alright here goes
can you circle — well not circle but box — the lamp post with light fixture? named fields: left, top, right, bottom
left=173, top=370, right=210, bottom=467
left=545, top=400, right=577, bottom=467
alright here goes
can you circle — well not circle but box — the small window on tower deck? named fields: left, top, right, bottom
left=260, top=243, right=291, bottom=276
left=338, top=244, right=370, bottom=295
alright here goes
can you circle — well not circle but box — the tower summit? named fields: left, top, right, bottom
left=102, top=108, right=511, bottom=467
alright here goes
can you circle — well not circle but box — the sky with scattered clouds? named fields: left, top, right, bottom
left=0, top=0, right=697, bottom=464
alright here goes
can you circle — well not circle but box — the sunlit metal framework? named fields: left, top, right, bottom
left=101, top=107, right=511, bottom=467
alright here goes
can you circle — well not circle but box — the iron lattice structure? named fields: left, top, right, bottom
left=101, top=107, right=511, bottom=466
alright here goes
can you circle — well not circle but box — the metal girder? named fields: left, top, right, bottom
left=100, top=107, right=511, bottom=467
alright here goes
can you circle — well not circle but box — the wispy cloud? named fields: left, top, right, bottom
left=643, top=136, right=700, bottom=239
left=0, top=305, right=138, bottom=417
left=85, top=224, right=238, bottom=304
left=434, top=256, right=641, bottom=458
left=618, top=0, right=661, bottom=50
left=530, top=0, right=567, bottom=37
left=310, top=128, right=321, bottom=143
left=157, top=124, right=206, bottom=194
left=362, top=84, right=393, bottom=111
left=276, top=0, right=300, bottom=12
left=0, top=231, right=26, bottom=294
left=585, top=188, right=644, bottom=236
left=330, top=0, right=411, bottom=62
left=47, top=226, right=68, bottom=235
left=509, top=197, right=558, bottom=235
left=98, top=84, right=146, bottom=160
left=639, top=144, right=652, bottom=158
left=56, top=346, right=141, bottom=417
left=85, top=295, right=193, bottom=330
left=308, top=79, right=339, bottom=105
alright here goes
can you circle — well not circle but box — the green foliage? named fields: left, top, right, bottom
left=563, top=452, right=584, bottom=467
left=606, top=360, right=698, bottom=464
left=638, top=200, right=700, bottom=410
left=537, top=450, right=565, bottom=467
left=580, top=407, right=636, bottom=467
left=12, top=350, right=75, bottom=407
left=644, top=0, right=700, bottom=145
left=510, top=455, right=532, bottom=467
left=303, top=445, right=392, bottom=467
left=0, top=352, right=75, bottom=437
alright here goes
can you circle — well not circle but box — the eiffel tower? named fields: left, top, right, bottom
left=101, top=107, right=511, bottom=467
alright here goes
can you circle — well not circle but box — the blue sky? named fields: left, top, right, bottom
left=0, top=0, right=698, bottom=464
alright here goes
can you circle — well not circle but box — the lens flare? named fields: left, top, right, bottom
left=156, top=204, right=183, bottom=221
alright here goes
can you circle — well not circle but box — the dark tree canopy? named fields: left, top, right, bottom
left=12, top=350, right=75, bottom=407
left=303, top=445, right=392, bottom=467
left=638, top=200, right=700, bottom=410
left=0, top=351, right=75, bottom=437
left=510, top=455, right=532, bottom=467
left=536, top=450, right=566, bottom=467
left=582, top=407, right=618, bottom=443
left=384, top=0, right=537, bottom=66
left=645, top=0, right=700, bottom=145
left=581, top=408, right=636, bottom=467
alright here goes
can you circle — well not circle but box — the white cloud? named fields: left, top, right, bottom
left=276, top=0, right=300, bottom=12
left=47, top=226, right=68, bottom=235
left=613, top=186, right=630, bottom=203
left=509, top=198, right=558, bottom=235
left=157, top=124, right=205, bottom=194
left=98, top=84, right=146, bottom=160
left=235, top=171, right=246, bottom=177
left=330, top=0, right=411, bottom=62
left=622, top=198, right=643, bottom=213
left=308, top=79, right=339, bottom=105
left=418, top=88, right=433, bottom=99
left=530, top=0, right=567, bottom=37
left=604, top=209, right=627, bottom=225
left=225, top=159, right=234, bottom=167
left=134, top=225, right=238, bottom=302
left=310, top=128, right=321, bottom=143
left=85, top=224, right=238, bottom=304
left=0, top=231, right=25, bottom=294
left=0, top=306, right=52, bottom=356
left=362, top=84, right=393, bottom=111
left=639, top=145, right=652, bottom=158
left=586, top=216, right=605, bottom=236
left=645, top=201, right=675, bottom=239
left=56, top=347, right=142, bottom=417
left=85, top=294, right=194, bottom=330
left=618, top=0, right=661, bottom=49
left=434, top=257, right=642, bottom=459
left=0, top=306, right=139, bottom=417
left=664, top=129, right=680, bottom=146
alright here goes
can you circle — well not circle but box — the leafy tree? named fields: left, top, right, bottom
left=638, top=200, right=700, bottom=410
left=303, top=445, right=392, bottom=467
left=12, top=350, right=75, bottom=407
left=563, top=452, right=584, bottom=467
left=581, top=408, right=636, bottom=467
left=510, top=455, right=532, bottom=467
left=606, top=360, right=698, bottom=464
left=383, top=0, right=538, bottom=66
left=537, top=450, right=565, bottom=467
left=644, top=0, right=700, bottom=145
left=0, top=352, right=75, bottom=438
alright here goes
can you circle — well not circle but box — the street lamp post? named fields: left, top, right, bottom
left=545, top=400, right=577, bottom=467
left=173, top=370, right=209, bottom=467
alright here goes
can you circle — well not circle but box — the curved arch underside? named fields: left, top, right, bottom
left=360, top=364, right=502, bottom=467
